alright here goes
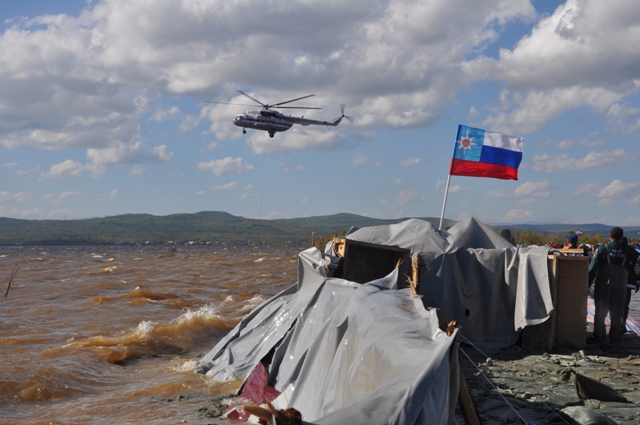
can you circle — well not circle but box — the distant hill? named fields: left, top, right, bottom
left=0, top=212, right=454, bottom=246
left=0, top=211, right=636, bottom=246
left=0, top=212, right=304, bottom=245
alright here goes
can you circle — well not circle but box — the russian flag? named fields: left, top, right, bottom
left=449, top=125, right=524, bottom=180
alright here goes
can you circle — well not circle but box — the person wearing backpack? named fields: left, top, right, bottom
left=588, top=227, right=628, bottom=343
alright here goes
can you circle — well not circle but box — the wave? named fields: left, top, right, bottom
left=64, top=304, right=238, bottom=365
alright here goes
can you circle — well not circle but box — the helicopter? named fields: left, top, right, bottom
left=207, top=90, right=353, bottom=138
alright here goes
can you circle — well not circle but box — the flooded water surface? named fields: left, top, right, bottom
left=0, top=245, right=303, bottom=424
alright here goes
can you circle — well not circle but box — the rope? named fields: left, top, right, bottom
left=458, top=339, right=572, bottom=425
left=259, top=151, right=265, bottom=219
left=458, top=346, right=530, bottom=425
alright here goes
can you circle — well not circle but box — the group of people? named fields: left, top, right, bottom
left=500, top=227, right=639, bottom=343
left=568, top=227, right=640, bottom=344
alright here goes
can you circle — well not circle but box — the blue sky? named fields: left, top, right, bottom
left=1, top=0, right=639, bottom=226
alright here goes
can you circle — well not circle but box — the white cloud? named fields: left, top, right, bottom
left=0, top=191, right=32, bottom=203
left=505, top=208, right=532, bottom=222
left=399, top=158, right=421, bottom=167
left=447, top=185, right=467, bottom=194
left=486, top=189, right=508, bottom=198
left=152, top=106, right=180, bottom=121
left=573, top=183, right=598, bottom=196
left=41, top=160, right=85, bottom=179
left=240, top=193, right=252, bottom=200
left=628, top=194, right=640, bottom=206
left=87, top=141, right=172, bottom=165
left=20, top=208, right=44, bottom=218
left=530, top=149, right=636, bottom=173
left=0, top=206, right=20, bottom=216
left=41, top=191, right=81, bottom=205
left=194, top=190, right=206, bottom=195
left=513, top=180, right=550, bottom=197
left=0, top=0, right=534, bottom=158
left=475, top=0, right=640, bottom=133
left=213, top=182, right=238, bottom=191
left=352, top=157, right=369, bottom=166
left=129, top=165, right=145, bottom=176
left=96, top=189, right=118, bottom=202
left=555, top=138, right=607, bottom=150
left=396, top=190, right=418, bottom=205
left=607, top=103, right=640, bottom=135
left=203, top=141, right=218, bottom=151
left=197, top=157, right=253, bottom=176
left=246, top=128, right=346, bottom=154
left=264, top=211, right=284, bottom=219
left=596, top=179, right=638, bottom=199
left=3, top=162, right=17, bottom=168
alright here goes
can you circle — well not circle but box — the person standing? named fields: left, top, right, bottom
left=621, top=237, right=640, bottom=334
left=588, top=227, right=628, bottom=343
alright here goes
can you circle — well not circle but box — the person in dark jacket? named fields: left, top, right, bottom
left=621, top=237, right=640, bottom=334
left=588, top=227, right=628, bottom=343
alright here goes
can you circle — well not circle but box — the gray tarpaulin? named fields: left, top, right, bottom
left=346, top=217, right=552, bottom=348
left=196, top=217, right=552, bottom=424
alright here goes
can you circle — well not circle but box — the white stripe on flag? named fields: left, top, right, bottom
left=483, top=130, right=524, bottom=152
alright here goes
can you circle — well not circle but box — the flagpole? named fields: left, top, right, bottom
left=438, top=174, right=452, bottom=230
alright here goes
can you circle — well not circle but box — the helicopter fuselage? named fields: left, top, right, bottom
left=212, top=90, right=349, bottom=138
left=233, top=110, right=293, bottom=137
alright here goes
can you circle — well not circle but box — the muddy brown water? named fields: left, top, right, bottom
left=1, top=245, right=639, bottom=424
left=0, top=245, right=302, bottom=424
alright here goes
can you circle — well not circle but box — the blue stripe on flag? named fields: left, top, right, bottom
left=479, top=145, right=522, bottom=168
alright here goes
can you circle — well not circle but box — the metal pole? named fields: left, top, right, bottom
left=439, top=174, right=452, bottom=230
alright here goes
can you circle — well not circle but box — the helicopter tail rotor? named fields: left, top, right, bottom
left=333, top=104, right=354, bottom=124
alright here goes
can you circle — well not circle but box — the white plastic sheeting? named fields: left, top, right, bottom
left=196, top=217, right=552, bottom=424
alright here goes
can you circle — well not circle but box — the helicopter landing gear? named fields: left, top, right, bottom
left=268, top=131, right=275, bottom=138
left=242, top=129, right=246, bottom=134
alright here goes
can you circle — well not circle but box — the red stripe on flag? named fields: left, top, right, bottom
left=450, top=158, right=518, bottom=180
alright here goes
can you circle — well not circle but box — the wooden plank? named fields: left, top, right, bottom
left=458, top=364, right=483, bottom=425
left=557, top=248, right=585, bottom=255
left=555, top=255, right=588, bottom=348
left=548, top=254, right=559, bottom=352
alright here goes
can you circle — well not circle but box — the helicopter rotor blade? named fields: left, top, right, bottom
left=236, top=90, right=268, bottom=108
left=205, top=100, right=259, bottom=107
left=275, top=106, right=322, bottom=110
left=209, top=91, right=321, bottom=111
left=273, top=94, right=316, bottom=107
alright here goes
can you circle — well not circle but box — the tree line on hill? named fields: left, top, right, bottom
left=0, top=212, right=637, bottom=247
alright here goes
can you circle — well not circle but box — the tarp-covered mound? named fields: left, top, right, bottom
left=196, top=217, right=552, bottom=424
left=197, top=248, right=460, bottom=424
left=345, top=217, right=552, bottom=348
